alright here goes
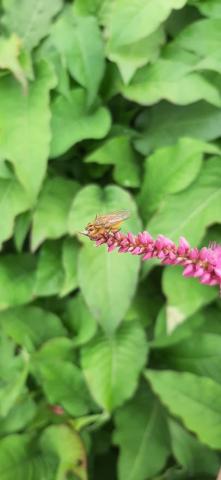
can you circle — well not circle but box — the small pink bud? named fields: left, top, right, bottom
left=183, top=264, right=195, bottom=276
left=200, top=272, right=211, bottom=284
left=179, top=236, right=190, bottom=250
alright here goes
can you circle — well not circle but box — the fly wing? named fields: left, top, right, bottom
left=94, top=210, right=130, bottom=226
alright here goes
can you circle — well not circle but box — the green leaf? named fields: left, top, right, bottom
left=0, top=306, right=66, bottom=352
left=146, top=369, right=221, bottom=449
left=0, top=393, right=36, bottom=435
left=78, top=242, right=138, bottom=333
left=0, top=254, right=36, bottom=310
left=154, top=333, right=221, bottom=384
left=105, top=0, right=186, bottom=48
left=169, top=419, right=220, bottom=475
left=33, top=353, right=92, bottom=416
left=0, top=433, right=56, bottom=479
left=34, top=239, right=79, bottom=298
left=113, top=387, right=170, bottom=480
left=73, top=0, right=109, bottom=19
left=70, top=184, right=141, bottom=332
left=191, top=0, right=221, bottom=17
left=0, top=61, right=56, bottom=199
left=2, top=0, right=63, bottom=50
left=52, top=8, right=105, bottom=106
left=0, top=34, right=28, bottom=92
left=50, top=89, right=111, bottom=158
left=34, top=241, right=64, bottom=297
left=32, top=337, right=74, bottom=364
left=122, top=58, right=221, bottom=106
left=147, top=157, right=221, bottom=244
left=107, top=28, right=165, bottom=84
left=172, top=18, right=221, bottom=73
left=60, top=238, right=79, bottom=297
left=138, top=138, right=217, bottom=216
left=152, top=308, right=206, bottom=348
left=14, top=212, right=32, bottom=251
left=135, top=101, right=221, bottom=155
left=81, top=322, right=148, bottom=411
left=162, top=268, right=217, bottom=332
left=0, top=172, right=30, bottom=248
left=41, top=424, right=87, bottom=480
left=32, top=177, right=79, bottom=250
left=85, top=136, right=140, bottom=187
left=64, top=294, right=97, bottom=346
left=0, top=335, right=29, bottom=416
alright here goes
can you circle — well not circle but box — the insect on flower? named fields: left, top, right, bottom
left=82, top=210, right=130, bottom=240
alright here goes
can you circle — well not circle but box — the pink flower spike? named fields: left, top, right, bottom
left=85, top=217, right=221, bottom=291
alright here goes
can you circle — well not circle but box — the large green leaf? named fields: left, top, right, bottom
left=0, top=254, right=36, bottom=310
left=85, top=136, right=140, bottom=188
left=105, top=0, right=186, bottom=48
left=69, top=184, right=141, bottom=332
left=78, top=245, right=141, bottom=332
left=0, top=61, right=56, bottom=199
left=146, top=369, right=221, bottom=449
left=0, top=306, right=66, bottom=352
left=32, top=177, right=79, bottom=250
left=0, top=433, right=56, bottom=479
left=52, top=8, right=105, bottom=106
left=81, top=322, right=148, bottom=411
left=2, top=0, right=63, bottom=50
left=41, top=425, right=87, bottom=480
left=50, top=89, right=111, bottom=157
left=147, top=157, right=221, bottom=244
left=122, top=58, right=221, bottom=106
left=113, top=387, right=170, bottom=480
left=169, top=420, right=220, bottom=476
left=162, top=268, right=217, bottom=331
left=154, top=333, right=221, bottom=384
left=138, top=138, right=218, bottom=216
left=135, top=101, right=221, bottom=154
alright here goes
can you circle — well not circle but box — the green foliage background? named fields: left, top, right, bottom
left=0, top=0, right=221, bottom=478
